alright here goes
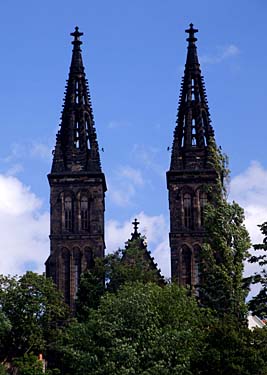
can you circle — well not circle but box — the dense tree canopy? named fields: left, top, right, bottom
left=0, top=272, right=70, bottom=366
left=60, top=283, right=209, bottom=375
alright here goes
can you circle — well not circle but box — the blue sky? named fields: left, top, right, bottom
left=0, top=0, right=266, bottom=277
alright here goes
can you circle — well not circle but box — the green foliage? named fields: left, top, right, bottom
left=0, top=364, right=7, bottom=375
left=0, top=271, right=70, bottom=363
left=76, top=260, right=105, bottom=321
left=60, top=283, right=208, bottom=375
left=195, top=316, right=267, bottom=375
left=75, top=241, right=165, bottom=321
left=248, top=222, right=267, bottom=318
left=14, top=353, right=44, bottom=375
left=201, top=198, right=251, bottom=318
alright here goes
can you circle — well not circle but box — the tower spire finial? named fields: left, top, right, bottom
left=185, top=23, right=198, bottom=44
left=71, top=26, right=83, bottom=47
left=132, top=218, right=140, bottom=237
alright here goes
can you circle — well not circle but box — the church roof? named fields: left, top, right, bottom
left=122, top=219, right=165, bottom=285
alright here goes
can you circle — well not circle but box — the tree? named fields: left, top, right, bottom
left=200, top=142, right=251, bottom=318
left=200, top=199, right=251, bottom=318
left=76, top=259, right=105, bottom=321
left=76, top=241, right=165, bottom=321
left=248, top=222, right=267, bottom=318
left=0, top=272, right=70, bottom=364
left=194, top=315, right=267, bottom=375
left=60, top=283, right=208, bottom=375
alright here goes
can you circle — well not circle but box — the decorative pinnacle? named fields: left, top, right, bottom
left=185, top=23, right=198, bottom=43
left=71, top=26, right=83, bottom=46
left=132, top=218, right=140, bottom=236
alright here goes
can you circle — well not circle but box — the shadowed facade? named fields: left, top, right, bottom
left=45, top=28, right=106, bottom=310
left=167, top=24, right=218, bottom=287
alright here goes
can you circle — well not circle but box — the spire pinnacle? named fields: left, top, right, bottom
left=131, top=218, right=140, bottom=239
left=185, top=23, right=198, bottom=44
left=71, top=26, right=83, bottom=47
left=168, top=24, right=215, bottom=171
left=51, top=28, right=103, bottom=175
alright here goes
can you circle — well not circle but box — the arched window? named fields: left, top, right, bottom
left=199, top=192, right=207, bottom=227
left=181, top=246, right=192, bottom=286
left=81, top=196, right=89, bottom=230
left=64, top=196, right=72, bottom=231
left=183, top=193, right=193, bottom=228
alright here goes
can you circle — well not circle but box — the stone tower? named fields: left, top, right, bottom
left=166, top=24, right=218, bottom=287
left=45, top=27, right=107, bottom=310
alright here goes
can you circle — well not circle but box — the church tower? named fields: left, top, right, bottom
left=45, top=27, right=107, bottom=310
left=167, top=24, right=218, bottom=287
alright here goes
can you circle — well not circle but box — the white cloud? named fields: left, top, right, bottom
left=31, top=142, right=52, bottom=160
left=3, top=141, right=52, bottom=164
left=230, top=161, right=267, bottom=289
left=230, top=161, right=267, bottom=245
left=200, top=44, right=240, bottom=65
left=118, top=166, right=144, bottom=186
left=108, top=165, right=145, bottom=207
left=132, top=144, right=165, bottom=178
left=0, top=174, right=49, bottom=276
left=106, top=212, right=170, bottom=278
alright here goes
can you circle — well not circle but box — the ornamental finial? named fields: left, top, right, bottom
left=132, top=218, right=140, bottom=236
left=185, top=23, right=198, bottom=43
left=71, top=26, right=83, bottom=46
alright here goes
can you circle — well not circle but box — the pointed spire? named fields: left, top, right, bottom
left=131, top=218, right=140, bottom=240
left=51, top=27, right=102, bottom=174
left=170, top=24, right=215, bottom=171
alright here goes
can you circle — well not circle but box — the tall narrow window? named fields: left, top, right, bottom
left=199, top=192, right=207, bottom=227
left=81, top=196, right=89, bottom=230
left=181, top=246, right=192, bottom=286
left=74, top=122, right=80, bottom=148
left=74, top=255, right=81, bottom=298
left=64, top=196, right=72, bottom=231
left=184, top=193, right=193, bottom=228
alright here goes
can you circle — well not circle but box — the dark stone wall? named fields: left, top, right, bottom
left=167, top=169, right=217, bottom=287
left=46, top=173, right=105, bottom=310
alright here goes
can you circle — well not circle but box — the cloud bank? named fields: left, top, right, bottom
left=0, top=174, right=49, bottom=276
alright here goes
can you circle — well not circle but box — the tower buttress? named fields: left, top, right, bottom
left=45, top=27, right=107, bottom=310
left=167, top=24, right=218, bottom=288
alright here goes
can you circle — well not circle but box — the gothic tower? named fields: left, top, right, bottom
left=45, top=27, right=107, bottom=310
left=167, top=24, right=218, bottom=287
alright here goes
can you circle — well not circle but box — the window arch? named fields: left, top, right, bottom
left=81, top=196, right=89, bottom=230
left=181, top=245, right=192, bottom=286
left=199, top=192, right=207, bottom=227
left=183, top=193, right=193, bottom=229
left=64, top=196, right=73, bottom=231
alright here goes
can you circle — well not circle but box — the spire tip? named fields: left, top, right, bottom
left=71, top=26, right=83, bottom=45
left=185, top=23, right=198, bottom=43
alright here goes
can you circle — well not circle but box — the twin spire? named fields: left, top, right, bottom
left=52, top=24, right=215, bottom=174
left=51, top=27, right=102, bottom=174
